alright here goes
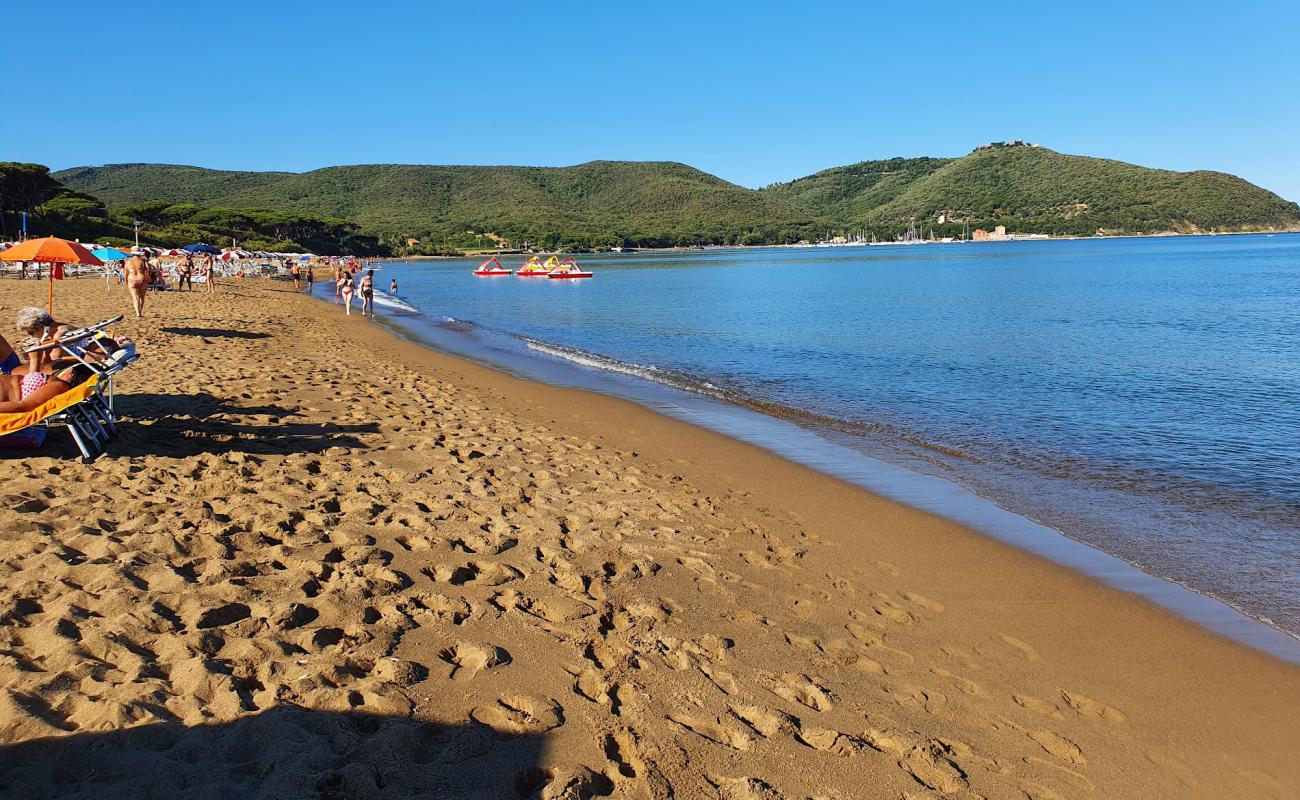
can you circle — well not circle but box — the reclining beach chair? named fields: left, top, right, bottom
left=25, top=315, right=138, bottom=414
left=0, top=375, right=108, bottom=461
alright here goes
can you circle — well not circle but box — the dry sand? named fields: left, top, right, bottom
left=0, top=277, right=1296, bottom=800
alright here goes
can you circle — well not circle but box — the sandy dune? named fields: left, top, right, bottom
left=0, top=278, right=1295, bottom=799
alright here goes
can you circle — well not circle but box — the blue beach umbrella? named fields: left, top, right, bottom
left=91, top=247, right=130, bottom=261
left=182, top=243, right=221, bottom=254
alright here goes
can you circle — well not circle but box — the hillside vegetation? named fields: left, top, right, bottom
left=760, top=144, right=1300, bottom=237
left=56, top=162, right=821, bottom=251
left=50, top=145, right=1300, bottom=252
left=1, top=163, right=382, bottom=254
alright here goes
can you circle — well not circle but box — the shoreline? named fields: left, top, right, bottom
left=358, top=268, right=1300, bottom=655
left=391, top=228, right=1300, bottom=258
left=1, top=279, right=1296, bottom=797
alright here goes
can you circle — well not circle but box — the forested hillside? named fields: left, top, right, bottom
left=760, top=144, right=1300, bottom=237
left=48, top=145, right=1300, bottom=252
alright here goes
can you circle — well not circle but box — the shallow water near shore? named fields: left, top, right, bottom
left=323, top=234, right=1300, bottom=656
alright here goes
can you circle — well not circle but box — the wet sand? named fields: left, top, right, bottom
left=0, top=277, right=1296, bottom=799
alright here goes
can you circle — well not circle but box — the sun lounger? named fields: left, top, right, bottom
left=25, top=316, right=138, bottom=413
left=0, top=375, right=108, bottom=460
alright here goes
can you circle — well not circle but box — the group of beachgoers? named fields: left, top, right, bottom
left=320, top=262, right=392, bottom=317
left=0, top=306, right=119, bottom=414
left=119, top=251, right=220, bottom=320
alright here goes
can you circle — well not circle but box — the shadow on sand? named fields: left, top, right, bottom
left=97, top=392, right=375, bottom=459
left=0, top=707, right=593, bottom=800
left=0, top=392, right=373, bottom=463
left=159, top=326, right=273, bottom=340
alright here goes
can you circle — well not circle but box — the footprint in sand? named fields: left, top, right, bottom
left=901, top=741, right=969, bottom=795
left=570, top=667, right=609, bottom=704
left=795, top=725, right=860, bottom=756
left=409, top=592, right=473, bottom=624
left=667, top=713, right=752, bottom=751
left=930, top=667, right=983, bottom=696
left=421, top=561, right=522, bottom=587
left=1012, top=693, right=1064, bottom=719
left=999, top=633, right=1041, bottom=662
left=698, top=661, right=740, bottom=695
left=888, top=684, right=947, bottom=715
left=769, top=673, right=834, bottom=712
left=901, top=592, right=945, bottom=613
left=729, top=703, right=797, bottom=738
left=713, top=776, right=785, bottom=800
left=471, top=694, right=564, bottom=734
left=602, top=729, right=645, bottom=779
left=514, top=766, right=613, bottom=800
left=1060, top=689, right=1126, bottom=722
left=1029, top=730, right=1087, bottom=765
left=438, top=641, right=510, bottom=681
left=870, top=601, right=915, bottom=626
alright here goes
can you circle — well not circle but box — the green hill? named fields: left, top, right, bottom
left=55, top=161, right=821, bottom=250
left=1, top=163, right=383, bottom=255
left=52, top=146, right=1300, bottom=250
left=760, top=143, right=1300, bottom=237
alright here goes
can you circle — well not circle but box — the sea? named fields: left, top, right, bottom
left=324, top=234, right=1300, bottom=658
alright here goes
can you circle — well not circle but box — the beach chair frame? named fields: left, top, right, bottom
left=0, top=376, right=107, bottom=462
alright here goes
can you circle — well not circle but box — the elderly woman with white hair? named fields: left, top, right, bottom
left=13, top=307, right=73, bottom=375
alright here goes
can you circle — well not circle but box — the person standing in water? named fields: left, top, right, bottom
left=390, top=278, right=398, bottom=295
left=360, top=269, right=375, bottom=316
left=124, top=253, right=150, bottom=318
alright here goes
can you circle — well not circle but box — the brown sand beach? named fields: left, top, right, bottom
left=0, top=278, right=1296, bottom=799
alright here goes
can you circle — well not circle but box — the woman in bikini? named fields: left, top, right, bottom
left=0, top=363, right=95, bottom=413
left=124, top=254, right=149, bottom=318
left=340, top=273, right=355, bottom=315
left=359, top=269, right=374, bottom=316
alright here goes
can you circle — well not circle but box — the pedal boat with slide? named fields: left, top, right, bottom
left=546, top=257, right=593, bottom=279
left=515, top=256, right=552, bottom=277
left=473, top=257, right=512, bottom=276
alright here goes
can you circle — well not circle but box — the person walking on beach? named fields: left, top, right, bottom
left=333, top=263, right=343, bottom=297
left=290, top=261, right=301, bottom=291
left=204, top=254, right=217, bottom=294
left=124, top=253, right=150, bottom=318
left=340, top=273, right=355, bottom=315
left=177, top=255, right=193, bottom=291
left=360, top=269, right=374, bottom=316
left=305, top=266, right=314, bottom=293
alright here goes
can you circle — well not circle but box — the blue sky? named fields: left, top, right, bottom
left=6, top=1, right=1298, bottom=200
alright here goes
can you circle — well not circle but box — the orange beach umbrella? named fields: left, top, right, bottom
left=0, top=237, right=105, bottom=315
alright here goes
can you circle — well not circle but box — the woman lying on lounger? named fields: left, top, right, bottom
left=0, top=363, right=95, bottom=413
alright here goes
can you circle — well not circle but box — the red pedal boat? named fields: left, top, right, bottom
left=474, top=257, right=512, bottom=276
left=547, top=257, right=593, bottom=279
left=515, top=256, right=551, bottom=277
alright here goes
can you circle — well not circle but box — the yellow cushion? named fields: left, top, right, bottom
left=0, top=376, right=100, bottom=435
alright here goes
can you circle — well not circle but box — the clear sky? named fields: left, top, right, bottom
left=6, top=0, right=1298, bottom=200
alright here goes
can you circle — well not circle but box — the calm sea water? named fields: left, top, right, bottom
left=360, top=235, right=1300, bottom=637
